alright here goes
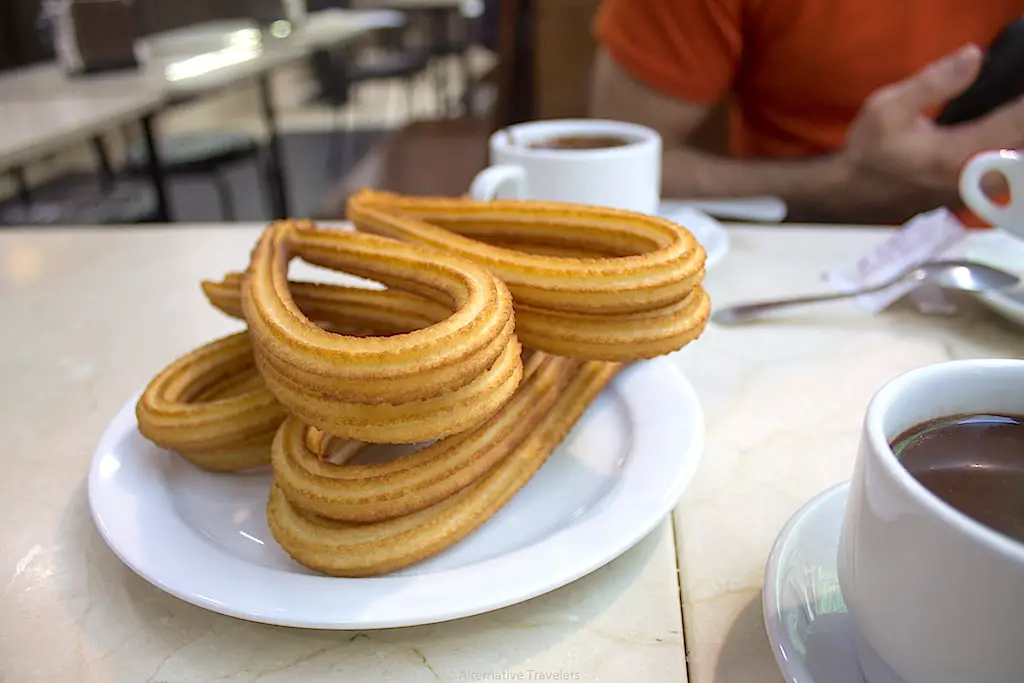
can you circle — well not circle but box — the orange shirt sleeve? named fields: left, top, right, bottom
left=594, top=0, right=743, bottom=105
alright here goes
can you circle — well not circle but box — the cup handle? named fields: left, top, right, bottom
left=959, top=151, right=1023, bottom=231
left=469, top=165, right=526, bottom=201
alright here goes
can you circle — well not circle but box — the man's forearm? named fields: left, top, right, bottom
left=663, top=147, right=938, bottom=224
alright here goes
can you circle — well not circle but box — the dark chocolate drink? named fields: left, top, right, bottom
left=528, top=135, right=632, bottom=150
left=891, top=414, right=1024, bottom=544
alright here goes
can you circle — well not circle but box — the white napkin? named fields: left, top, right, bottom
left=824, top=208, right=969, bottom=314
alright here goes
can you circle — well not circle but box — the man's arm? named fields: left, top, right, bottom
left=590, top=48, right=901, bottom=222
left=591, top=45, right=1023, bottom=224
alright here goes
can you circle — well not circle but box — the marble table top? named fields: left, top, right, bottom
left=0, top=222, right=1018, bottom=682
left=670, top=225, right=1023, bottom=683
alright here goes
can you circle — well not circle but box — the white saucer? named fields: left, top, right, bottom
left=963, top=230, right=1024, bottom=328
left=89, top=357, right=704, bottom=629
left=763, top=483, right=867, bottom=683
left=659, top=201, right=730, bottom=269
left=672, top=196, right=788, bottom=223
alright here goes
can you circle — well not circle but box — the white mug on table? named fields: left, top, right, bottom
left=959, top=149, right=1024, bottom=237
left=838, top=359, right=1024, bottom=683
left=468, top=119, right=662, bottom=214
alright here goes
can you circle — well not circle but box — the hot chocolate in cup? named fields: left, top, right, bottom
left=838, top=358, right=1024, bottom=683
left=468, top=119, right=661, bottom=214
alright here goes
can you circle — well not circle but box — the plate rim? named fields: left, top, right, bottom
left=89, top=356, right=705, bottom=629
left=762, top=482, right=852, bottom=683
left=964, top=235, right=1024, bottom=323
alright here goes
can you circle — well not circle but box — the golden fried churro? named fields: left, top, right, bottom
left=140, top=274, right=463, bottom=471
left=513, top=287, right=708, bottom=359
left=267, top=359, right=621, bottom=577
left=271, top=351, right=573, bottom=522
left=137, top=194, right=689, bottom=576
left=205, top=273, right=569, bottom=522
left=242, top=220, right=524, bottom=443
left=202, top=272, right=448, bottom=335
left=136, top=332, right=286, bottom=471
left=346, top=190, right=710, bottom=360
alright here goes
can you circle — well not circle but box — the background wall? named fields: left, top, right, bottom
left=0, top=0, right=50, bottom=70
left=136, top=0, right=291, bottom=34
left=533, top=0, right=601, bottom=120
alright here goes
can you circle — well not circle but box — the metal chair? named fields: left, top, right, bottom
left=1, top=173, right=159, bottom=226
left=314, top=25, right=433, bottom=175
left=420, top=4, right=475, bottom=117
left=122, top=131, right=267, bottom=222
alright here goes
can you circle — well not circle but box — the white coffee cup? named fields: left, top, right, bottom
left=468, top=119, right=661, bottom=214
left=837, top=359, right=1024, bottom=683
left=959, top=149, right=1024, bottom=238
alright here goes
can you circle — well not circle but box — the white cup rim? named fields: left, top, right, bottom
left=865, top=358, right=1024, bottom=564
left=489, top=119, right=660, bottom=160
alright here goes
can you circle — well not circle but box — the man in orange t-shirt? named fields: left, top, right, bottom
left=591, top=0, right=1024, bottom=223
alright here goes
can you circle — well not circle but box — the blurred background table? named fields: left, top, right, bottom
left=0, top=0, right=643, bottom=227
left=0, top=8, right=407, bottom=223
left=0, top=95, right=167, bottom=222
left=0, top=95, right=160, bottom=174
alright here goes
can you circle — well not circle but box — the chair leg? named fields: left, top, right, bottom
left=253, top=149, right=273, bottom=221
left=12, top=168, right=32, bottom=206
left=431, top=58, right=449, bottom=118
left=458, top=50, right=474, bottom=115
left=212, top=172, right=237, bottom=222
left=341, top=92, right=357, bottom=171
left=428, top=7, right=451, bottom=117
left=386, top=77, right=403, bottom=127
left=326, top=105, right=345, bottom=177
left=404, top=77, right=417, bottom=122
left=91, top=136, right=115, bottom=193
left=326, top=98, right=359, bottom=178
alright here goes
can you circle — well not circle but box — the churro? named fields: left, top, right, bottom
left=271, top=351, right=573, bottom=522
left=142, top=274, right=478, bottom=471
left=267, top=359, right=621, bottom=577
left=135, top=332, right=286, bottom=471
left=135, top=192, right=703, bottom=577
left=346, top=189, right=710, bottom=360
left=202, top=272, right=448, bottom=336
left=242, top=220, right=524, bottom=443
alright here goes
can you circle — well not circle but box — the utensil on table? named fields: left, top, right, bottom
left=676, top=196, right=787, bottom=223
left=712, top=260, right=1020, bottom=324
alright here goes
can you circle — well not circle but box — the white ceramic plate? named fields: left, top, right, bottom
left=659, top=201, right=730, bottom=269
left=763, top=483, right=868, bottom=683
left=963, top=230, right=1024, bottom=328
left=89, top=357, right=704, bottom=629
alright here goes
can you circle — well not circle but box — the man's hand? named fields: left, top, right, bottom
left=842, top=44, right=1024, bottom=200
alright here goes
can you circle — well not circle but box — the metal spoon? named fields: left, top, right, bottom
left=712, top=260, right=1020, bottom=325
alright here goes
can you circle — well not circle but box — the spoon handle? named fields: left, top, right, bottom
left=712, top=282, right=893, bottom=324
